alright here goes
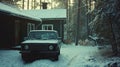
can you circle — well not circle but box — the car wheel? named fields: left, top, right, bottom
left=58, top=51, right=60, bottom=55
left=51, top=55, right=58, bottom=61
left=21, top=53, right=30, bottom=61
left=54, top=55, right=58, bottom=61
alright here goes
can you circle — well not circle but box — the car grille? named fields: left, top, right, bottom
left=28, top=44, right=56, bottom=51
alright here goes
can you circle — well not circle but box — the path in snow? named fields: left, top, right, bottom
left=62, top=45, right=101, bottom=67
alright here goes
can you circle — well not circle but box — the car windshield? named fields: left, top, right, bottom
left=28, top=31, right=57, bottom=40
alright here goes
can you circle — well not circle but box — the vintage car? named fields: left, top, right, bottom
left=20, top=30, right=61, bottom=61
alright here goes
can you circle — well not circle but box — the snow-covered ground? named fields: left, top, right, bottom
left=0, top=44, right=120, bottom=67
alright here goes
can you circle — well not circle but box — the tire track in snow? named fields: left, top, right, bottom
left=67, top=54, right=80, bottom=67
left=66, top=46, right=99, bottom=67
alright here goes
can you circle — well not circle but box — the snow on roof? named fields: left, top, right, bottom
left=0, top=3, right=41, bottom=22
left=22, top=9, right=66, bottom=19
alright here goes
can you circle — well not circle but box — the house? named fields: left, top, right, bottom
left=22, top=9, right=66, bottom=41
left=0, top=3, right=42, bottom=48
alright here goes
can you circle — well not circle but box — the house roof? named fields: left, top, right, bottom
left=22, top=9, right=66, bottom=20
left=0, top=3, right=42, bottom=22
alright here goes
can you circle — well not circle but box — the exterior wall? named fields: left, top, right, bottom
left=0, top=11, right=39, bottom=48
left=20, top=20, right=27, bottom=43
left=20, top=19, right=39, bottom=43
left=14, top=18, right=39, bottom=46
left=0, top=12, right=14, bottom=48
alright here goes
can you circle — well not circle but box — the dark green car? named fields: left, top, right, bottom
left=20, top=30, right=61, bottom=61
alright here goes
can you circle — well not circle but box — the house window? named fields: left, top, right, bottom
left=27, top=23, right=35, bottom=35
left=42, top=24, right=53, bottom=30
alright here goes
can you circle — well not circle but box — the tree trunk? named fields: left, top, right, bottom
left=27, top=0, right=29, bottom=9
left=22, top=0, right=24, bottom=9
left=75, top=0, right=80, bottom=45
left=109, top=14, right=118, bottom=56
left=40, top=0, right=41, bottom=9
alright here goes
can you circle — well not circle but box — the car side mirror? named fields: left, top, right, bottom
left=24, top=37, right=28, bottom=40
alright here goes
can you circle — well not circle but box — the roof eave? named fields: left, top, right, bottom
left=0, top=9, right=42, bottom=22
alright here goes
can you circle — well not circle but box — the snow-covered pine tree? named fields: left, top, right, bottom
left=89, top=0, right=120, bottom=55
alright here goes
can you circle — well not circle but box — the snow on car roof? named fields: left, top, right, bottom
left=0, top=3, right=42, bottom=22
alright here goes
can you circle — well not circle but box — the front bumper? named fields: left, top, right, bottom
left=20, top=50, right=60, bottom=56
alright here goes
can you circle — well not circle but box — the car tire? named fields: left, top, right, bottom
left=54, top=55, right=58, bottom=61
left=58, top=51, right=60, bottom=55
left=21, top=53, right=30, bottom=61
left=51, top=55, right=58, bottom=61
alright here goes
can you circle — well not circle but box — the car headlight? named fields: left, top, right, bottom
left=49, top=45, right=54, bottom=50
left=24, top=45, right=29, bottom=50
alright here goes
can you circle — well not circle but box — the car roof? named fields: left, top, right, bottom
left=30, top=30, right=57, bottom=33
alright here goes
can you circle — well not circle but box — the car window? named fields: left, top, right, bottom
left=28, top=31, right=57, bottom=40
left=41, top=33, right=49, bottom=40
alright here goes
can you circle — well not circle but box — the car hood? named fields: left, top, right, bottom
left=22, top=40, right=59, bottom=44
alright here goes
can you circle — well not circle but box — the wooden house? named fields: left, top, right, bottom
left=22, top=9, right=66, bottom=41
left=0, top=3, right=41, bottom=48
